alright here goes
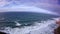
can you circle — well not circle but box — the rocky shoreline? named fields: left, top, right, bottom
left=0, top=31, right=7, bottom=34
left=54, top=26, right=60, bottom=34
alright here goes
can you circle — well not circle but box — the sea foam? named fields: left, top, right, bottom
left=0, top=18, right=59, bottom=34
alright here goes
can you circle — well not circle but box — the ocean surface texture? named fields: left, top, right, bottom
left=0, top=12, right=59, bottom=34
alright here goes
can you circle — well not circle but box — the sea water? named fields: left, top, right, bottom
left=0, top=12, right=59, bottom=34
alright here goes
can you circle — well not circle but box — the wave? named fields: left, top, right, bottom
left=14, top=21, right=21, bottom=26
left=0, top=18, right=59, bottom=34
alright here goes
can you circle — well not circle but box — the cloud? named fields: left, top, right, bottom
left=0, top=0, right=6, bottom=6
left=0, top=5, right=59, bottom=15
left=0, top=0, right=59, bottom=16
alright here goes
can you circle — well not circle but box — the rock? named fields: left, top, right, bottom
left=0, top=32, right=7, bottom=34
left=54, top=26, right=60, bottom=34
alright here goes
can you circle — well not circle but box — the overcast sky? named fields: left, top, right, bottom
left=0, top=0, right=59, bottom=15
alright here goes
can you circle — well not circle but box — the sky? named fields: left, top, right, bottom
left=0, top=0, right=60, bottom=15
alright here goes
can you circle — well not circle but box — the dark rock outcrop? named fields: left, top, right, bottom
left=0, top=32, right=7, bottom=34
left=54, top=26, right=60, bottom=34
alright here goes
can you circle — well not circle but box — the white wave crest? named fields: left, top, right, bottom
left=0, top=18, right=59, bottom=34
left=14, top=21, right=21, bottom=26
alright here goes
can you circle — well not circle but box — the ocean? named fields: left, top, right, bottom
left=0, top=12, right=59, bottom=34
